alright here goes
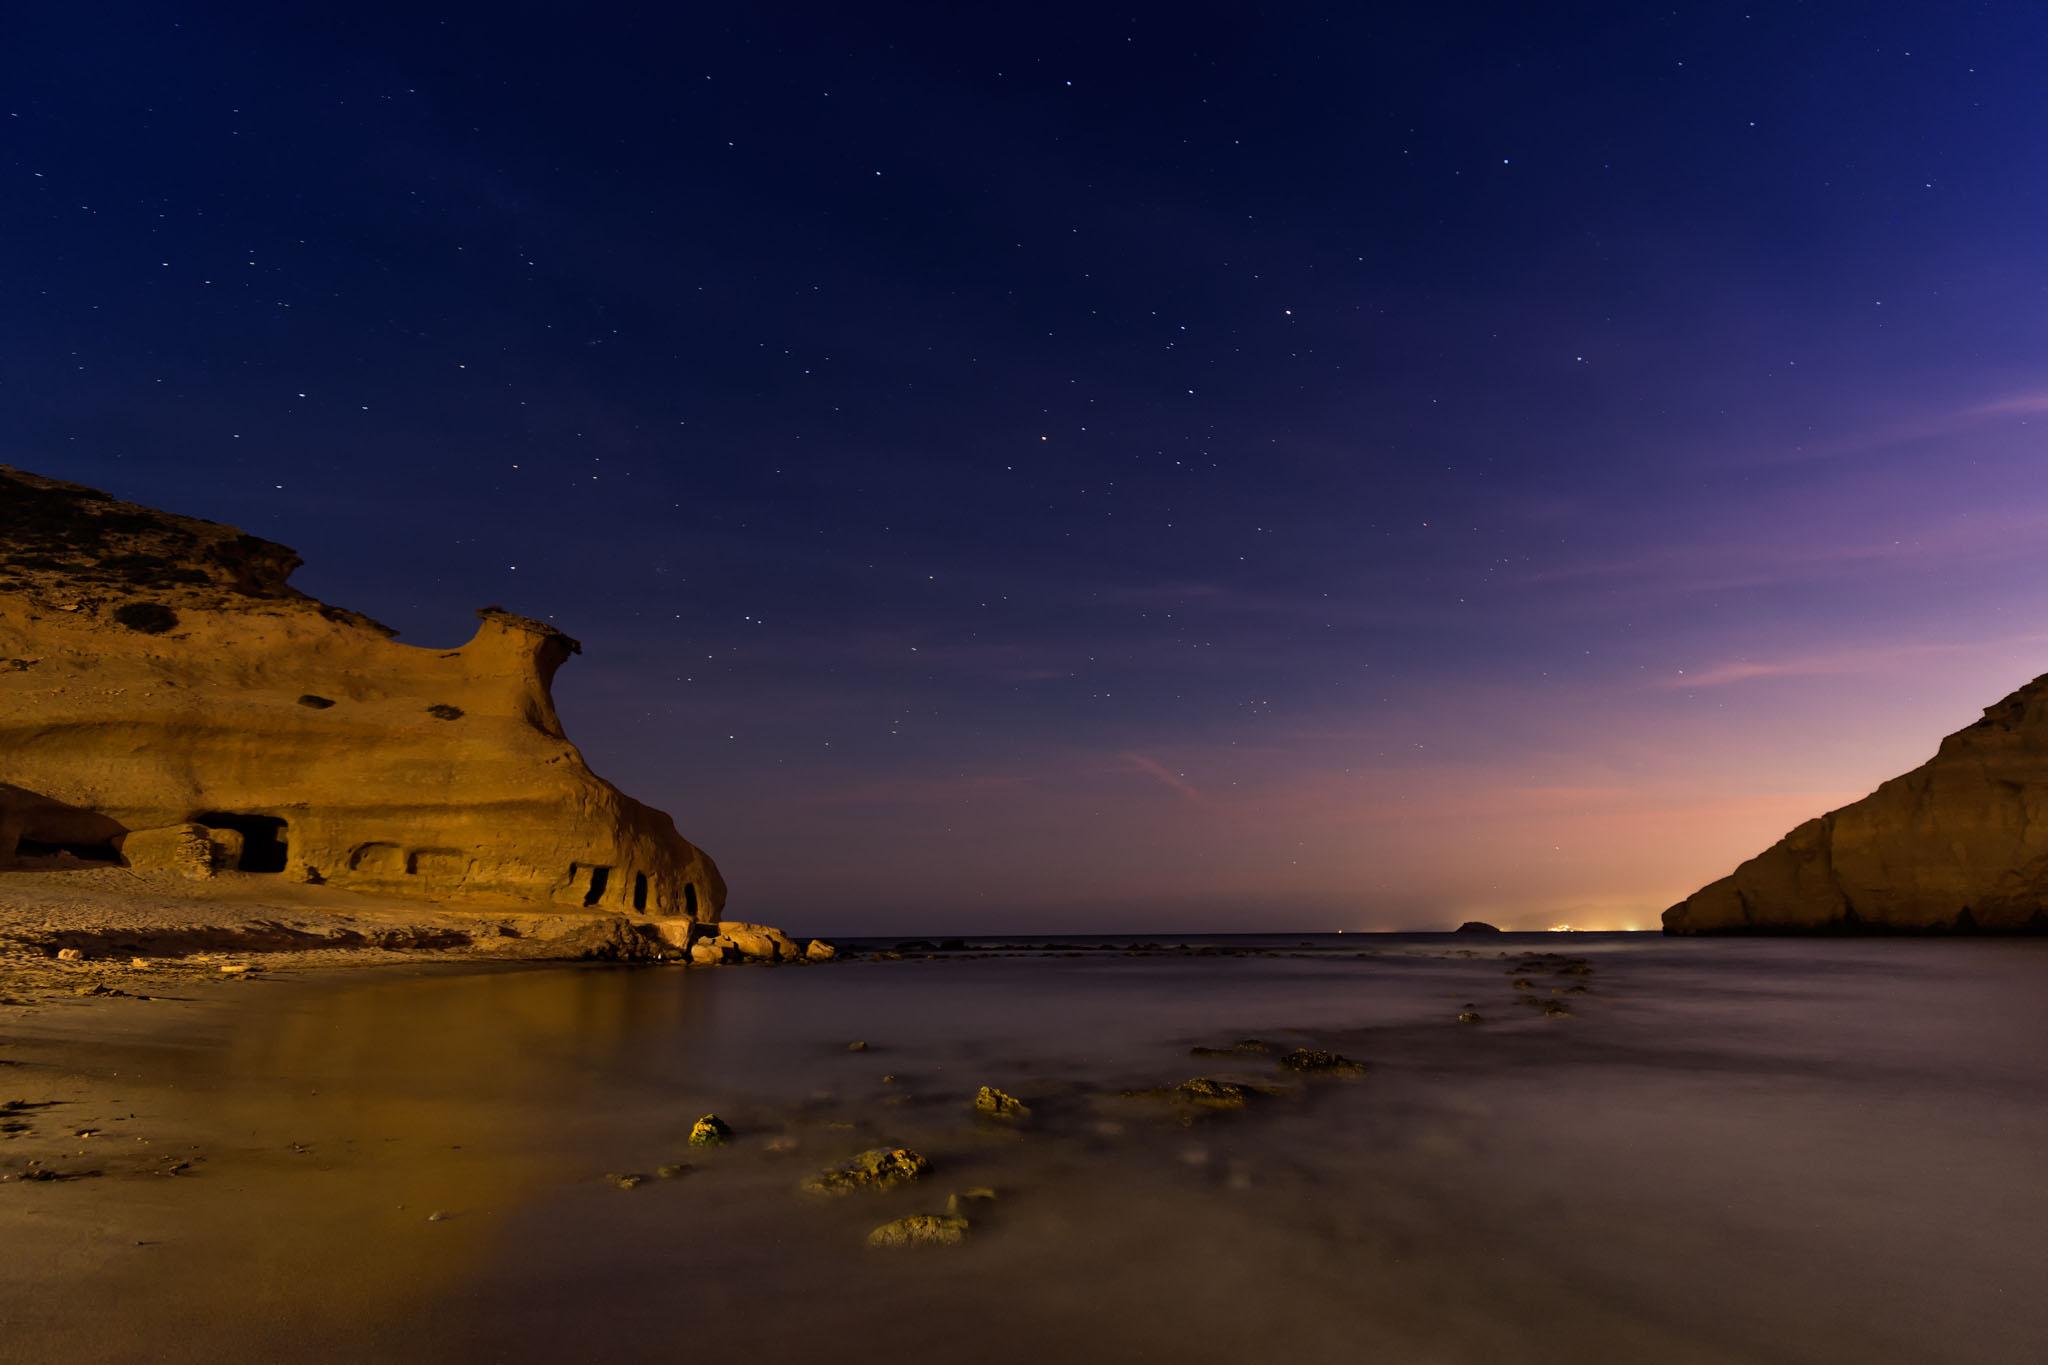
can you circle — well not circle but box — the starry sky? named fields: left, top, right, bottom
left=9, top=4, right=2048, bottom=932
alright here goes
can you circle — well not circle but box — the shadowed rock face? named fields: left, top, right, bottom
left=0, top=466, right=725, bottom=920
left=1666, top=673, right=2048, bottom=934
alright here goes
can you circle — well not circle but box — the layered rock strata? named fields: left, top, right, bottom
left=0, top=466, right=727, bottom=924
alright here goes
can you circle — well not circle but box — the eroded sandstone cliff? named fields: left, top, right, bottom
left=1666, top=672, right=2048, bottom=934
left=0, top=466, right=726, bottom=922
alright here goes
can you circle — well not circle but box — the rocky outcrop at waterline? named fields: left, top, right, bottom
left=0, top=466, right=823, bottom=956
left=1665, top=672, right=2048, bottom=934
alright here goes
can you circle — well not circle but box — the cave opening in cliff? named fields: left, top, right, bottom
left=582, top=864, right=611, bottom=907
left=196, top=812, right=288, bottom=873
left=15, top=836, right=121, bottom=864
left=683, top=882, right=698, bottom=916
left=633, top=872, right=649, bottom=911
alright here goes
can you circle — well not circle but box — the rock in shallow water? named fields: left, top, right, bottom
left=866, top=1214, right=969, bottom=1248
left=1126, top=1076, right=1252, bottom=1111
left=802, top=1147, right=930, bottom=1195
left=973, top=1085, right=1030, bottom=1119
left=689, top=1114, right=732, bottom=1147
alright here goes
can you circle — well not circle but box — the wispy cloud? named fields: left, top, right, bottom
left=1660, top=632, right=2048, bottom=690
left=1119, top=751, right=1205, bottom=802
left=1968, top=391, right=2048, bottom=417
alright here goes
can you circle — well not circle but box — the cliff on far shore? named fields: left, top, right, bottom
left=1666, top=672, right=2048, bottom=934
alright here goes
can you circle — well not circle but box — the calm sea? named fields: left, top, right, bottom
left=7, top=932, right=2046, bottom=1363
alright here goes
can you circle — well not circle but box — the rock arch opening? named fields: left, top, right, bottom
left=683, top=882, right=698, bottom=917
left=582, top=864, right=611, bottom=907
left=195, top=812, right=288, bottom=873
left=633, top=871, right=649, bottom=911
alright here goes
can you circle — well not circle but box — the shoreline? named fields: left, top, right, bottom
left=0, top=865, right=838, bottom=1014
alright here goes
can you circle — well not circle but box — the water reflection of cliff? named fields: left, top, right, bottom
left=175, top=966, right=717, bottom=1358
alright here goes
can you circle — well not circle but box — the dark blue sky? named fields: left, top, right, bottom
left=10, top=4, right=2048, bottom=930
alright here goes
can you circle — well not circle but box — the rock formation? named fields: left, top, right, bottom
left=1666, top=672, right=2048, bottom=933
left=0, top=466, right=727, bottom=924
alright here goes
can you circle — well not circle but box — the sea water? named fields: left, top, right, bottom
left=5, top=934, right=2045, bottom=1364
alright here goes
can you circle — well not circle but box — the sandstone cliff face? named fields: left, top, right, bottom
left=1666, top=673, right=2048, bottom=934
left=0, top=467, right=725, bottom=921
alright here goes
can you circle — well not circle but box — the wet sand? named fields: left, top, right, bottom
left=4, top=934, right=2046, bottom=1364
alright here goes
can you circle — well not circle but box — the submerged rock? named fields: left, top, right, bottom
left=688, top=1114, right=732, bottom=1147
left=1190, top=1038, right=1275, bottom=1058
left=866, top=1214, right=969, bottom=1248
left=802, top=1147, right=930, bottom=1195
left=1278, top=1048, right=1365, bottom=1074
left=973, top=1085, right=1030, bottom=1119
left=1456, top=1008, right=1483, bottom=1024
left=947, top=1187, right=998, bottom=1215
left=605, top=1172, right=645, bottom=1190
left=1127, top=1076, right=1252, bottom=1111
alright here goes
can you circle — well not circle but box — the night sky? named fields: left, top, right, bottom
left=9, top=5, right=2048, bottom=931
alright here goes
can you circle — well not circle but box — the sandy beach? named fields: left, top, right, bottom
left=0, top=865, right=752, bottom=1019
left=5, top=932, right=2045, bottom=1365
